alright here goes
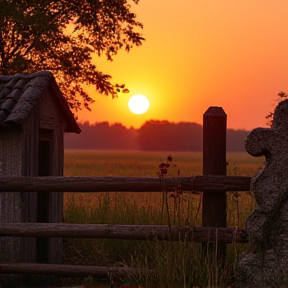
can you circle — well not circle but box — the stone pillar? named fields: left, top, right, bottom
left=236, top=99, right=288, bottom=287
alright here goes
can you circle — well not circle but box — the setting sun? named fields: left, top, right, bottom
left=77, top=0, right=288, bottom=131
left=128, top=94, right=150, bottom=115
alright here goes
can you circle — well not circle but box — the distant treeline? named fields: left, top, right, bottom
left=64, top=120, right=249, bottom=151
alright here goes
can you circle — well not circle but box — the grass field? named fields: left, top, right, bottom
left=64, top=150, right=264, bottom=177
left=62, top=150, right=264, bottom=288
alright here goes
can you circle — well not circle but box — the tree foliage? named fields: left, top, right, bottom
left=0, top=0, right=144, bottom=110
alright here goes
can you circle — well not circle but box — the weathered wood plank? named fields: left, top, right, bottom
left=0, top=175, right=251, bottom=192
left=0, top=223, right=248, bottom=243
left=0, top=262, right=141, bottom=276
left=202, top=107, right=227, bottom=259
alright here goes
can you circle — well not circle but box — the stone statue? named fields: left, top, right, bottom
left=236, top=99, right=288, bottom=287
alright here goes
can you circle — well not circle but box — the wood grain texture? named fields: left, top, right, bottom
left=0, top=223, right=248, bottom=243
left=0, top=175, right=251, bottom=192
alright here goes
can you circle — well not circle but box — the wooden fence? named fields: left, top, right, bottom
left=0, top=176, right=251, bottom=276
left=0, top=107, right=253, bottom=277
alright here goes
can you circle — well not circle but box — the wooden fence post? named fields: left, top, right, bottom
left=202, top=106, right=227, bottom=260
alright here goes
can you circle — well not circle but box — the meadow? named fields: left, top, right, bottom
left=62, top=150, right=264, bottom=288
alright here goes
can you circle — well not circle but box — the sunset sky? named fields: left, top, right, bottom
left=77, top=0, right=288, bottom=131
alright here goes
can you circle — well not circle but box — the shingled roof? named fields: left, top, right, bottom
left=0, top=71, right=80, bottom=133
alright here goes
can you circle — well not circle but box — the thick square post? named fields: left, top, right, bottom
left=202, top=106, right=227, bottom=260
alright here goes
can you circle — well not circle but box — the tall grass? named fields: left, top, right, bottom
left=63, top=150, right=263, bottom=287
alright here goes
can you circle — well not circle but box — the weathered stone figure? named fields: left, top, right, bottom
left=237, top=99, right=288, bottom=287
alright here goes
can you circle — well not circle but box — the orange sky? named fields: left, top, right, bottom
left=77, top=0, right=288, bottom=131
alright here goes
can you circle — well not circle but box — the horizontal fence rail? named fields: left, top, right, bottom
left=0, top=175, right=251, bottom=192
left=0, top=223, right=248, bottom=243
left=0, top=263, right=143, bottom=276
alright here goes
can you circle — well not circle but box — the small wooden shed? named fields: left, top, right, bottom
left=0, top=71, right=80, bottom=264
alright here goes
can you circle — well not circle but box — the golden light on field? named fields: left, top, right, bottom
left=128, top=94, right=150, bottom=115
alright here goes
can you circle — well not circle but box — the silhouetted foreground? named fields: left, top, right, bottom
left=64, top=120, right=249, bottom=151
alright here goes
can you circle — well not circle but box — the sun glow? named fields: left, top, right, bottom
left=128, top=94, right=150, bottom=115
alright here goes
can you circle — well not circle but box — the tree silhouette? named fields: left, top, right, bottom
left=64, top=122, right=139, bottom=150
left=64, top=120, right=248, bottom=151
left=138, top=120, right=203, bottom=151
left=0, top=0, right=144, bottom=110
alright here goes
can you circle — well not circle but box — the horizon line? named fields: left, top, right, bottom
left=76, top=119, right=252, bottom=131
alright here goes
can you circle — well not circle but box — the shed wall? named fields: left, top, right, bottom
left=0, top=127, right=23, bottom=262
